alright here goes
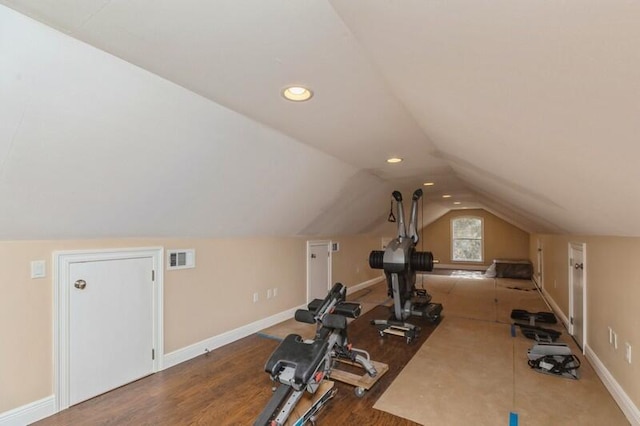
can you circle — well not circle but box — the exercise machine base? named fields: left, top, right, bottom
left=330, top=359, right=389, bottom=397
left=371, top=319, right=419, bottom=343
left=371, top=302, right=442, bottom=344
left=412, top=301, right=443, bottom=322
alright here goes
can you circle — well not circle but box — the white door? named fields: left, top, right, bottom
left=307, top=241, right=331, bottom=302
left=69, top=256, right=154, bottom=405
left=569, top=243, right=586, bottom=350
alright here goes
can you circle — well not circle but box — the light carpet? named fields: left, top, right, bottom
left=373, top=274, right=628, bottom=425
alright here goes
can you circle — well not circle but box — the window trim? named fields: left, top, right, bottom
left=450, top=216, right=484, bottom=263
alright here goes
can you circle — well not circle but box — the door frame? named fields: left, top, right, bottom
left=306, top=240, right=332, bottom=303
left=568, top=242, right=587, bottom=352
left=535, top=238, right=544, bottom=289
left=53, top=247, right=164, bottom=411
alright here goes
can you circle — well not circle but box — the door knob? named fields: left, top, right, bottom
left=74, top=279, right=87, bottom=290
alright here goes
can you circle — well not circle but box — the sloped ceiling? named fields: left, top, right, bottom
left=1, top=1, right=639, bottom=239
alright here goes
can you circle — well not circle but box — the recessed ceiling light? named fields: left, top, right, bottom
left=453, top=201, right=461, bottom=205
left=442, top=194, right=452, bottom=198
left=423, top=182, right=435, bottom=186
left=386, top=157, right=403, bottom=164
left=282, top=86, right=313, bottom=102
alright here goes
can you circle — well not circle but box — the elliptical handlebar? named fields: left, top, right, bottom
left=409, top=189, right=422, bottom=244
left=392, top=189, right=423, bottom=241
left=393, top=192, right=407, bottom=238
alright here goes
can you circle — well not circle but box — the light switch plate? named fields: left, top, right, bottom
left=625, top=343, right=632, bottom=364
left=31, top=260, right=46, bottom=278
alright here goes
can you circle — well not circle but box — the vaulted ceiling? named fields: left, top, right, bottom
left=1, top=1, right=639, bottom=239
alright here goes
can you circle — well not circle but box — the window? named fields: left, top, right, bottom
left=451, top=216, right=483, bottom=262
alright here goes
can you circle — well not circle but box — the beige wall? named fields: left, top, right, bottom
left=0, top=234, right=382, bottom=413
left=530, top=234, right=640, bottom=408
left=420, top=209, right=530, bottom=267
left=329, top=235, right=383, bottom=287
left=6, top=231, right=639, bottom=413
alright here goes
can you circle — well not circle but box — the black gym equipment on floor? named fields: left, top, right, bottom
left=254, top=283, right=377, bottom=426
left=369, top=189, right=443, bottom=343
left=511, top=309, right=561, bottom=343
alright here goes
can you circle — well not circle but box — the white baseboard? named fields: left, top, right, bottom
left=585, top=345, right=640, bottom=425
left=346, top=276, right=384, bottom=295
left=165, top=276, right=385, bottom=369
left=540, top=287, right=571, bottom=331
left=532, top=274, right=541, bottom=289
left=434, top=263, right=488, bottom=271
left=163, top=303, right=305, bottom=369
left=0, top=395, right=55, bottom=426
left=531, top=276, right=553, bottom=314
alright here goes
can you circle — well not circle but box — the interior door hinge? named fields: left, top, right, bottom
left=152, top=349, right=155, bottom=360
left=152, top=270, right=155, bottom=281
left=570, top=317, right=574, bottom=325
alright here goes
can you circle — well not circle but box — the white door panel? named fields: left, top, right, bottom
left=69, top=257, right=154, bottom=405
left=307, top=242, right=330, bottom=302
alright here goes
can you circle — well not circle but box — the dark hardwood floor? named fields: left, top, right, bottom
left=34, top=305, right=438, bottom=425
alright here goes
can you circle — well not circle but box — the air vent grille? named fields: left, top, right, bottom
left=167, top=249, right=195, bottom=270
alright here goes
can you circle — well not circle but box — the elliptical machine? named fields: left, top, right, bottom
left=369, top=189, right=443, bottom=343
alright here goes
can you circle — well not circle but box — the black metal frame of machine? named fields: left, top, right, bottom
left=369, top=189, right=443, bottom=343
left=254, top=283, right=376, bottom=426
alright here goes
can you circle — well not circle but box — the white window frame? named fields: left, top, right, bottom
left=450, top=216, right=484, bottom=263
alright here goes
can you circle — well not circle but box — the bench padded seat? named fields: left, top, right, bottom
left=265, top=334, right=329, bottom=386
